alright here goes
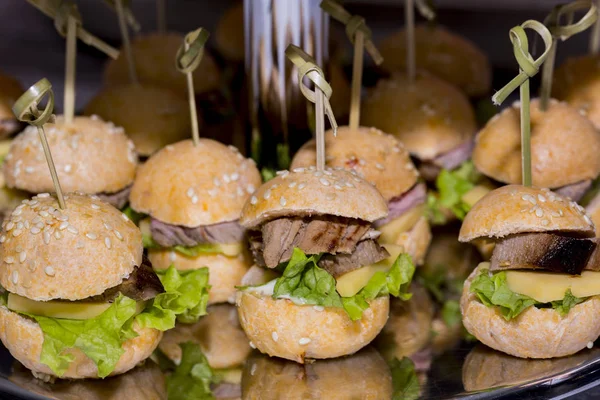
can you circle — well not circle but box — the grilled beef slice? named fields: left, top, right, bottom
left=375, top=183, right=426, bottom=227
left=151, top=218, right=245, bottom=247
left=490, top=232, right=599, bottom=275
left=554, top=180, right=592, bottom=203
left=97, top=185, right=132, bottom=209
left=85, top=255, right=164, bottom=302
left=319, top=239, right=389, bottom=277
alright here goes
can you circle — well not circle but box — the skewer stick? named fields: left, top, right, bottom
left=285, top=45, right=338, bottom=171
left=13, top=79, right=66, bottom=209
left=492, top=21, right=552, bottom=187
left=349, top=31, right=364, bottom=131
left=157, top=0, right=166, bottom=33
left=64, top=15, right=77, bottom=123
left=591, top=0, right=600, bottom=54
left=176, top=28, right=210, bottom=147
left=115, top=0, right=137, bottom=84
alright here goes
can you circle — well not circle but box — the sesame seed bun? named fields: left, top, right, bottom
left=472, top=99, right=600, bottom=188
left=0, top=72, right=24, bottom=138
left=241, top=347, right=393, bottom=400
left=235, top=291, right=389, bottom=363
left=130, top=139, right=261, bottom=227
left=361, top=72, right=477, bottom=161
left=290, top=126, right=419, bottom=201
left=104, top=32, right=221, bottom=96
left=0, top=306, right=161, bottom=379
left=4, top=115, right=137, bottom=195
left=215, top=2, right=244, bottom=62
left=84, top=84, right=192, bottom=157
left=461, top=264, right=600, bottom=358
left=0, top=193, right=142, bottom=301
left=378, top=24, right=492, bottom=97
left=158, top=304, right=251, bottom=369
left=459, top=185, right=595, bottom=242
left=148, top=249, right=250, bottom=305
left=240, top=168, right=388, bottom=229
left=553, top=55, right=600, bottom=130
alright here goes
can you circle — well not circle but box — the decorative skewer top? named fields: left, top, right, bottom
left=176, top=28, right=210, bottom=74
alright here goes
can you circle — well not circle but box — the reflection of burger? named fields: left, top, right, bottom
left=361, top=72, right=477, bottom=181
left=0, top=71, right=24, bottom=138
left=237, top=167, right=414, bottom=363
left=460, top=185, right=600, bottom=358
left=0, top=140, right=28, bottom=224
left=463, top=344, right=600, bottom=392
left=378, top=24, right=491, bottom=97
left=241, top=347, right=392, bottom=399
left=130, top=139, right=261, bottom=305
left=291, top=126, right=430, bottom=264
left=9, top=361, right=167, bottom=399
left=3, top=115, right=137, bottom=208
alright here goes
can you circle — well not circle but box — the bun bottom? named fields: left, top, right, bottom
left=461, top=265, right=600, bottom=358
left=0, top=306, right=162, bottom=379
left=236, top=291, right=389, bottom=363
left=149, top=249, right=250, bottom=305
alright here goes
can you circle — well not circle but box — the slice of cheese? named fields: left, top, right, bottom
left=215, top=243, right=244, bottom=257
left=7, top=293, right=146, bottom=320
left=336, top=244, right=404, bottom=297
left=461, top=185, right=492, bottom=208
left=505, top=270, right=600, bottom=303
left=379, top=205, right=426, bottom=244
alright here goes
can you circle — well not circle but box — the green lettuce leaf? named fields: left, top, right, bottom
left=261, top=167, right=276, bottom=182
left=167, top=342, right=216, bottom=400
left=136, top=266, right=210, bottom=329
left=22, top=295, right=138, bottom=378
left=276, top=143, right=291, bottom=170
left=271, top=248, right=415, bottom=321
left=427, top=161, right=480, bottom=223
left=142, top=232, right=159, bottom=249
left=121, top=205, right=145, bottom=225
left=441, top=300, right=461, bottom=327
left=173, top=243, right=227, bottom=257
left=551, top=289, right=584, bottom=317
left=391, top=357, right=420, bottom=400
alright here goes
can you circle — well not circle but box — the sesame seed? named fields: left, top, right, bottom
left=247, top=184, right=255, bottom=193
left=86, top=232, right=97, bottom=240
left=5, top=257, right=14, bottom=264
left=11, top=271, right=18, bottom=284
left=271, top=332, right=279, bottom=342
left=43, top=232, right=51, bottom=244
left=19, top=252, right=26, bottom=263
left=288, top=181, right=297, bottom=188
left=64, top=164, right=72, bottom=173
left=39, top=211, right=49, bottom=218
left=12, top=208, right=22, bottom=216
left=6, top=222, right=14, bottom=230
left=313, top=306, right=324, bottom=311
left=588, top=341, right=594, bottom=349
left=59, top=222, right=69, bottom=230
left=231, top=172, right=239, bottom=181
left=314, top=171, right=323, bottom=177
left=105, top=237, right=112, bottom=249
left=213, top=177, right=221, bottom=187
left=324, top=170, right=332, bottom=176
left=346, top=182, right=355, bottom=188
left=249, top=341, right=256, bottom=349
left=237, top=187, right=245, bottom=197
left=0, top=235, right=5, bottom=243
left=334, top=184, right=343, bottom=190
left=44, top=266, right=55, bottom=276
left=30, top=226, right=41, bottom=234
left=263, top=190, right=271, bottom=200
left=223, top=174, right=231, bottom=183
left=54, top=231, right=62, bottom=240
left=67, top=226, right=78, bottom=235
left=538, top=194, right=546, bottom=203
left=298, top=338, right=311, bottom=345
left=541, top=219, right=550, bottom=226
left=250, top=196, right=257, bottom=205
left=169, top=251, right=176, bottom=262
left=114, top=230, right=123, bottom=240
left=91, top=204, right=100, bottom=210
left=121, top=213, right=129, bottom=221
left=393, top=146, right=401, bottom=153
left=585, top=215, right=593, bottom=225
left=12, top=230, right=22, bottom=237
left=24, top=166, right=34, bottom=174
left=375, top=163, right=385, bottom=170
left=191, top=195, right=198, bottom=204
left=186, top=187, right=195, bottom=198
left=298, top=183, right=306, bottom=190
left=208, top=189, right=217, bottom=197
left=320, top=178, right=330, bottom=186
left=280, top=197, right=287, bottom=206
left=535, top=208, right=544, bottom=217
left=16, top=222, right=23, bottom=230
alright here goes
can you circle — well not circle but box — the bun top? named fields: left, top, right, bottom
left=0, top=193, right=142, bottom=301
left=84, top=83, right=192, bottom=156
left=361, top=72, right=476, bottom=160
left=459, top=185, right=595, bottom=242
left=472, top=99, right=600, bottom=188
left=130, top=139, right=261, bottom=227
left=290, top=126, right=419, bottom=201
left=104, top=32, right=220, bottom=96
left=378, top=24, right=491, bottom=97
left=0, top=72, right=23, bottom=120
left=4, top=115, right=137, bottom=194
left=240, top=167, right=388, bottom=229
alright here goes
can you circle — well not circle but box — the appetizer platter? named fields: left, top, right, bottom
left=2, top=0, right=600, bottom=399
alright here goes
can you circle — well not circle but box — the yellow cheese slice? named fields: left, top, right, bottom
left=336, top=244, right=404, bottom=297
left=378, top=204, right=426, bottom=244
left=7, top=293, right=146, bottom=320
left=505, top=270, right=600, bottom=303
left=215, top=243, right=243, bottom=257
left=461, top=185, right=492, bottom=207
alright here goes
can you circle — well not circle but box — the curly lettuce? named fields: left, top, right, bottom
left=167, top=342, right=216, bottom=400
left=391, top=357, right=420, bottom=400
left=470, top=269, right=585, bottom=320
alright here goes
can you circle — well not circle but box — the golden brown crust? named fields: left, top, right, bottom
left=361, top=72, right=476, bottom=160
left=459, top=185, right=595, bottom=242
left=473, top=99, right=600, bottom=188
left=4, top=116, right=136, bottom=194
left=290, top=126, right=419, bottom=201
left=0, top=193, right=142, bottom=301
left=461, top=265, right=600, bottom=358
left=0, top=306, right=162, bottom=379
left=378, top=24, right=491, bottom=97
left=240, top=167, right=388, bottom=228
left=148, top=249, right=250, bottom=305
left=158, top=304, right=251, bottom=369
left=236, top=291, right=389, bottom=362
left=104, top=32, right=221, bottom=96
left=84, top=84, right=192, bottom=156
left=553, top=55, right=600, bottom=129
left=130, top=139, right=261, bottom=227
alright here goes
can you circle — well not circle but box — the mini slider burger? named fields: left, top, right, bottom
left=460, top=185, right=600, bottom=358
left=236, top=167, right=415, bottom=363
left=291, top=126, right=430, bottom=265
left=0, top=193, right=207, bottom=379
left=3, top=115, right=137, bottom=209
left=129, top=139, right=262, bottom=305
left=0, top=71, right=24, bottom=138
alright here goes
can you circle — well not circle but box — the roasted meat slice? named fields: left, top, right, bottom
left=318, top=240, right=389, bottom=277
left=150, top=218, right=245, bottom=247
left=97, top=185, right=132, bottom=209
left=375, top=183, right=426, bottom=227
